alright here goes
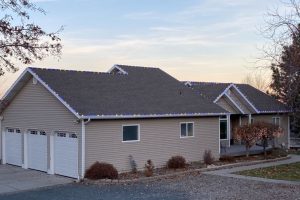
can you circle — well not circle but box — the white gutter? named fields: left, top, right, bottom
left=80, top=112, right=229, bottom=120
left=81, top=118, right=91, bottom=179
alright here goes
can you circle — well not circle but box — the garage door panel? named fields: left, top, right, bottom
left=5, top=129, right=22, bottom=166
left=54, top=132, right=78, bottom=178
left=27, top=130, right=48, bottom=172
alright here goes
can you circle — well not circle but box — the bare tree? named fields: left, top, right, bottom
left=241, top=72, right=270, bottom=92
left=260, top=0, right=300, bottom=136
left=0, top=0, right=62, bottom=76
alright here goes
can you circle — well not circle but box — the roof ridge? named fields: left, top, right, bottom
left=187, top=81, right=233, bottom=85
left=115, top=64, right=160, bottom=69
left=28, top=67, right=111, bottom=75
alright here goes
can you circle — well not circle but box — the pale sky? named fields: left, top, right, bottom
left=0, top=0, right=285, bottom=97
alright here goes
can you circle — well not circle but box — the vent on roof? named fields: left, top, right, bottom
left=108, top=65, right=128, bottom=75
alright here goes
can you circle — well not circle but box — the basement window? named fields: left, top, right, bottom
left=122, top=125, right=140, bottom=142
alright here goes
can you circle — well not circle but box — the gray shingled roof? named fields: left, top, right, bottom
left=28, top=65, right=227, bottom=117
left=189, top=82, right=231, bottom=102
left=188, top=82, right=290, bottom=113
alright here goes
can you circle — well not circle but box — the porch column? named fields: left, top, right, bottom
left=227, top=114, right=231, bottom=147
left=248, top=114, right=252, bottom=124
left=288, top=116, right=290, bottom=149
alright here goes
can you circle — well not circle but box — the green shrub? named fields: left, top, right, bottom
left=167, top=155, right=186, bottom=169
left=85, top=162, right=118, bottom=180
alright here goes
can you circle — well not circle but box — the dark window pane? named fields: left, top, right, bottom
left=187, top=123, right=193, bottom=136
left=220, top=121, right=227, bottom=139
left=181, top=123, right=187, bottom=137
left=123, top=126, right=138, bottom=141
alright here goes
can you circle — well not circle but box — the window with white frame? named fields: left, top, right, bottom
left=180, top=122, right=194, bottom=138
left=220, top=116, right=228, bottom=139
left=272, top=117, right=280, bottom=126
left=123, top=125, right=139, bottom=142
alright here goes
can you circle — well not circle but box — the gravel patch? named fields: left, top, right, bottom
left=0, top=173, right=299, bottom=200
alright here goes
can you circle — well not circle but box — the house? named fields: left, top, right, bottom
left=0, top=65, right=228, bottom=179
left=184, top=81, right=291, bottom=150
left=0, top=65, right=290, bottom=179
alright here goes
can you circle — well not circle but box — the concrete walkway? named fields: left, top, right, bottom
left=204, top=155, right=300, bottom=185
left=0, top=164, right=74, bottom=194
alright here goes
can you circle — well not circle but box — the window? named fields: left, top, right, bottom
left=16, top=129, right=21, bottom=133
left=123, top=125, right=139, bottom=142
left=250, top=117, right=254, bottom=124
left=220, top=116, right=228, bottom=139
left=57, top=132, right=66, bottom=137
left=40, top=131, right=46, bottom=136
left=30, top=130, right=38, bottom=135
left=272, top=117, right=280, bottom=126
left=180, top=122, right=194, bottom=138
left=7, top=128, right=14, bottom=133
left=69, top=133, right=77, bottom=138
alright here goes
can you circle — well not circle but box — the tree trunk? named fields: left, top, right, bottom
left=263, top=138, right=268, bottom=159
left=246, top=145, right=249, bottom=157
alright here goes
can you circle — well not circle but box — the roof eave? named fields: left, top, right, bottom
left=80, top=112, right=229, bottom=120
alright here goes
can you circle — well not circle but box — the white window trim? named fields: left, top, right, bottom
left=272, top=117, right=281, bottom=126
left=122, top=124, right=140, bottom=143
left=219, top=116, right=228, bottom=140
left=180, top=122, right=194, bottom=138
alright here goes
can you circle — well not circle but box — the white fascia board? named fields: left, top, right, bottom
left=230, top=84, right=260, bottom=114
left=224, top=93, right=245, bottom=114
left=80, top=112, right=229, bottom=120
left=107, top=65, right=128, bottom=75
left=27, top=68, right=81, bottom=119
left=213, top=83, right=234, bottom=103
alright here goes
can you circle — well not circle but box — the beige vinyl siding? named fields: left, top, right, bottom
left=227, top=88, right=252, bottom=114
left=0, top=77, right=81, bottom=173
left=217, top=97, right=240, bottom=114
left=85, top=117, right=219, bottom=172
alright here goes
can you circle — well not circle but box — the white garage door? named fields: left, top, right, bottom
left=5, top=128, right=22, bottom=166
left=54, top=132, right=78, bottom=178
left=27, top=130, right=48, bottom=172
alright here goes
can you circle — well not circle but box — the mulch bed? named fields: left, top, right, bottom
left=117, top=153, right=287, bottom=180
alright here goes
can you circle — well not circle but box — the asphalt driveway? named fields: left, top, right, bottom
left=0, top=164, right=74, bottom=194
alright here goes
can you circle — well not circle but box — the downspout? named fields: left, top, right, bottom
left=0, top=116, right=3, bottom=164
left=81, top=118, right=91, bottom=179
